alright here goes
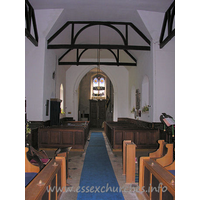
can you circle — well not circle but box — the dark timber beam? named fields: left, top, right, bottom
left=25, top=0, right=38, bottom=46
left=47, top=21, right=150, bottom=46
left=58, top=47, right=137, bottom=66
left=159, top=1, right=175, bottom=49
left=58, top=62, right=137, bottom=66
left=47, top=21, right=151, bottom=66
left=48, top=44, right=150, bottom=51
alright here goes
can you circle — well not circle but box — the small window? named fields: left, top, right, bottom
left=92, top=76, right=106, bottom=98
left=60, top=84, right=64, bottom=112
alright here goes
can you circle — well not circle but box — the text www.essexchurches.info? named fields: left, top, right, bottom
left=46, top=183, right=168, bottom=193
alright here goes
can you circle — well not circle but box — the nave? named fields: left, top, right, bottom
left=44, top=129, right=152, bottom=200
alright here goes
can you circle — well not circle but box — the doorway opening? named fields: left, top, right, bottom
left=78, top=68, right=114, bottom=128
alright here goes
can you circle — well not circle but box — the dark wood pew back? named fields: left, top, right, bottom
left=38, top=123, right=89, bottom=149
left=104, top=121, right=159, bottom=149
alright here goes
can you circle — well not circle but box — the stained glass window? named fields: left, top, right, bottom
left=92, top=76, right=105, bottom=98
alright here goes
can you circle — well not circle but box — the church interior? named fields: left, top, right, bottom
left=24, top=0, right=177, bottom=199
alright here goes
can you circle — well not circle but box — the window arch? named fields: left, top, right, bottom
left=91, top=75, right=106, bottom=99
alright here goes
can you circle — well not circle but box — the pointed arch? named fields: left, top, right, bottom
left=72, top=65, right=118, bottom=121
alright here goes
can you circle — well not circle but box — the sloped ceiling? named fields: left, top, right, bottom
left=29, top=0, right=174, bottom=62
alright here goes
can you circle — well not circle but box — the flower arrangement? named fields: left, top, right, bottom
left=61, top=109, right=65, bottom=115
left=142, top=105, right=149, bottom=113
left=131, top=107, right=135, bottom=113
left=26, top=121, right=31, bottom=134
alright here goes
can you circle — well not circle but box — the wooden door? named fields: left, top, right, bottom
left=90, top=100, right=106, bottom=128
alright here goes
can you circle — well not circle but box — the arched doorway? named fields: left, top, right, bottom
left=78, top=68, right=114, bottom=128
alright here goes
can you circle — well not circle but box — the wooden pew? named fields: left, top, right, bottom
left=165, top=160, right=175, bottom=170
left=155, top=143, right=174, bottom=167
left=25, top=158, right=65, bottom=199
left=25, top=147, right=40, bottom=187
left=25, top=147, right=40, bottom=173
left=38, top=122, right=89, bottom=150
left=139, top=142, right=174, bottom=192
left=25, top=147, right=67, bottom=199
left=104, top=121, right=160, bottom=149
left=149, top=140, right=165, bottom=159
left=140, top=159, right=175, bottom=200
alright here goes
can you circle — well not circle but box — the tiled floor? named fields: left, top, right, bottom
left=45, top=129, right=153, bottom=200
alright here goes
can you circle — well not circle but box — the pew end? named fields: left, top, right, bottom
left=149, top=140, right=165, bottom=158
left=156, top=143, right=173, bottom=167
left=165, top=160, right=175, bottom=170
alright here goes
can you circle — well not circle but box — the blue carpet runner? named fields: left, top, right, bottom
left=77, top=132, right=124, bottom=200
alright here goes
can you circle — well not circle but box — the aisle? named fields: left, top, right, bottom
left=77, top=132, right=124, bottom=200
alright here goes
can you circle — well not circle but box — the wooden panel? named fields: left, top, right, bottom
left=74, top=131, right=83, bottom=145
left=90, top=100, right=98, bottom=128
left=139, top=132, right=147, bottom=145
left=57, top=168, right=62, bottom=197
left=50, top=131, right=61, bottom=144
left=125, top=143, right=136, bottom=184
left=38, top=125, right=88, bottom=149
left=152, top=174, right=160, bottom=200
left=104, top=121, right=160, bottom=149
left=162, top=189, right=174, bottom=200
left=90, top=100, right=106, bottom=128
left=114, top=130, right=123, bottom=145
left=144, top=167, right=150, bottom=196
left=42, top=190, right=49, bottom=200
left=51, top=175, right=56, bottom=200
left=62, top=131, right=73, bottom=145
left=123, top=131, right=134, bottom=141
left=142, top=159, right=175, bottom=200
left=40, top=131, right=49, bottom=144
left=98, top=100, right=106, bottom=128
left=134, top=131, right=139, bottom=144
